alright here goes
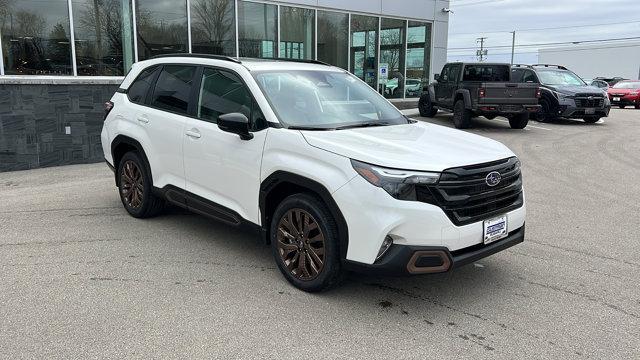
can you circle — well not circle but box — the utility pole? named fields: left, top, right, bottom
left=476, top=37, right=488, bottom=62
left=510, top=31, right=516, bottom=65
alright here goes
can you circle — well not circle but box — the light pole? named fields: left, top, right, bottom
left=510, top=31, right=516, bottom=65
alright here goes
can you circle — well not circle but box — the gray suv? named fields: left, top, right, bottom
left=511, top=64, right=611, bottom=123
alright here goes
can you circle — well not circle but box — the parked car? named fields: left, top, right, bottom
left=512, top=64, right=611, bottom=123
left=101, top=55, right=526, bottom=292
left=419, top=62, right=541, bottom=129
left=596, top=77, right=628, bottom=86
left=405, top=78, right=423, bottom=97
left=607, top=80, right=640, bottom=109
left=584, top=79, right=610, bottom=90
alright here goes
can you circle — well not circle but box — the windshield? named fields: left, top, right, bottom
left=253, top=70, right=407, bottom=129
left=612, top=81, right=640, bottom=89
left=536, top=70, right=585, bottom=86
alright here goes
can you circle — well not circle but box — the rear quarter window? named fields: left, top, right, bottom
left=127, top=66, right=159, bottom=104
left=463, top=65, right=510, bottom=82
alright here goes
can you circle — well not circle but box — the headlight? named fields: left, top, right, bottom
left=554, top=91, right=573, bottom=100
left=351, top=159, right=440, bottom=200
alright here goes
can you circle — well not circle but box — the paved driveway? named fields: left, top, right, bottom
left=1, top=109, right=638, bottom=359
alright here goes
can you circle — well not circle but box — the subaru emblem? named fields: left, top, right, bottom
left=485, top=171, right=502, bottom=187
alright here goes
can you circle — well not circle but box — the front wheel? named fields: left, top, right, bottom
left=453, top=99, right=472, bottom=129
left=418, top=93, right=438, bottom=117
left=270, top=194, right=343, bottom=292
left=584, top=116, right=601, bottom=123
left=509, top=113, right=529, bottom=129
left=536, top=98, right=556, bottom=123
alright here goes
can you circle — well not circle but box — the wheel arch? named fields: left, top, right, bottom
left=111, top=135, right=153, bottom=187
left=454, top=89, right=472, bottom=109
left=259, top=171, right=349, bottom=260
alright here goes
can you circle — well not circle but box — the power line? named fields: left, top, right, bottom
left=448, top=36, right=640, bottom=50
left=450, top=20, right=640, bottom=36
left=448, top=43, right=640, bottom=54
left=450, top=0, right=508, bottom=7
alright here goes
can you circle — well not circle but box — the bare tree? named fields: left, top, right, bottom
left=191, top=0, right=234, bottom=52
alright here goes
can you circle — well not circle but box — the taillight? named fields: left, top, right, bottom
left=479, top=88, right=486, bottom=98
left=104, top=101, right=114, bottom=120
left=535, top=88, right=541, bottom=98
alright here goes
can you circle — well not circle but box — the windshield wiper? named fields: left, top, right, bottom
left=287, top=126, right=336, bottom=131
left=335, top=121, right=390, bottom=130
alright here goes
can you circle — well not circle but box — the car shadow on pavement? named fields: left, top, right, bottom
left=157, top=205, right=509, bottom=313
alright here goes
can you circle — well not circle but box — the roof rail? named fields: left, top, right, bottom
left=150, top=53, right=242, bottom=64
left=511, top=64, right=533, bottom=68
left=532, top=64, right=568, bottom=70
left=243, top=57, right=332, bottom=66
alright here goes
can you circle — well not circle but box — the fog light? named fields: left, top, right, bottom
left=376, top=236, right=394, bottom=261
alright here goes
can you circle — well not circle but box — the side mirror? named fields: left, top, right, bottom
left=218, top=112, right=253, bottom=140
left=434, top=74, right=440, bottom=82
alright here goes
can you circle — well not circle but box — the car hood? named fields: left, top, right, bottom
left=546, top=84, right=604, bottom=95
left=300, top=122, right=515, bottom=172
left=608, top=88, right=637, bottom=94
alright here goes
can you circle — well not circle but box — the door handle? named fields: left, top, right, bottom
left=136, top=115, right=149, bottom=124
left=185, top=129, right=201, bottom=139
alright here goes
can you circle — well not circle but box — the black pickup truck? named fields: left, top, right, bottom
left=418, top=62, right=541, bottom=129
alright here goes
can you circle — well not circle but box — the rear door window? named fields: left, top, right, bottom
left=150, top=65, right=197, bottom=115
left=463, top=65, right=510, bottom=82
left=127, top=66, right=159, bottom=104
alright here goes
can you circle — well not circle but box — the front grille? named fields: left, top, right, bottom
left=416, top=157, right=524, bottom=226
left=574, top=94, right=605, bottom=108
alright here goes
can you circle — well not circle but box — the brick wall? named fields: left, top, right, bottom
left=0, top=83, right=118, bottom=172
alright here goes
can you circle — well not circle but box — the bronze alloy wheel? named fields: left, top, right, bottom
left=276, top=208, right=326, bottom=281
left=120, top=160, right=144, bottom=209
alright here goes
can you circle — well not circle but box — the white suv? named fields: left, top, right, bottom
left=101, top=55, right=526, bottom=292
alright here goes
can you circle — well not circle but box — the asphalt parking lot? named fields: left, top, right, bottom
left=1, top=109, right=638, bottom=359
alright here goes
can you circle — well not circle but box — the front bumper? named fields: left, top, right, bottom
left=557, top=98, right=611, bottom=118
left=345, top=225, right=525, bottom=276
left=609, top=95, right=639, bottom=106
left=332, top=175, right=526, bottom=265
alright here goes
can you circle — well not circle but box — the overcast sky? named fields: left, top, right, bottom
left=447, top=0, right=640, bottom=64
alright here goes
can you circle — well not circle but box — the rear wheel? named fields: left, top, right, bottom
left=453, top=99, right=472, bottom=129
left=584, top=116, right=601, bottom=123
left=418, top=93, right=438, bottom=117
left=270, top=194, right=342, bottom=292
left=635, top=104, right=640, bottom=109
left=618, top=105, right=626, bottom=109
left=509, top=113, right=529, bottom=129
left=117, top=152, right=164, bottom=218
left=484, top=115, right=497, bottom=120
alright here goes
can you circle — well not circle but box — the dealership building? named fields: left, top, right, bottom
left=0, top=0, right=449, bottom=171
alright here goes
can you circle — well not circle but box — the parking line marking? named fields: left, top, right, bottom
left=493, top=118, right=552, bottom=131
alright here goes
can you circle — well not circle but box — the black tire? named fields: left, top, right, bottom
left=117, top=151, right=164, bottom=218
left=509, top=113, right=529, bottom=129
left=536, top=98, right=556, bottom=123
left=618, top=105, right=625, bottom=109
left=635, top=104, right=640, bottom=109
left=584, top=116, right=601, bottom=123
left=270, top=193, right=343, bottom=292
left=484, top=115, right=497, bottom=120
left=453, top=99, right=472, bottom=129
left=418, top=93, right=438, bottom=117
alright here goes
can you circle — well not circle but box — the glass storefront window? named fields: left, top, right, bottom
left=237, top=1, right=277, bottom=58
left=279, top=6, right=314, bottom=60
left=191, top=0, right=236, bottom=56
left=380, top=18, right=406, bottom=99
left=1, top=0, right=73, bottom=75
left=350, top=15, right=378, bottom=89
left=317, top=10, right=348, bottom=70
left=406, top=21, right=431, bottom=97
left=135, top=0, right=188, bottom=60
left=71, top=0, right=135, bottom=76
